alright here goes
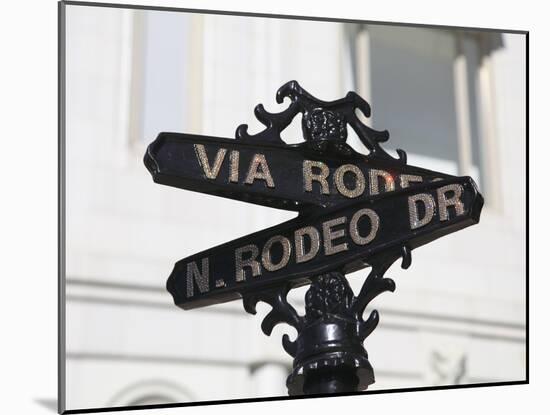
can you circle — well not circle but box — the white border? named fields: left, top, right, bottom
left=0, top=0, right=541, bottom=414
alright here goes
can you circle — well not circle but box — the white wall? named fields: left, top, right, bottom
left=63, top=5, right=526, bottom=410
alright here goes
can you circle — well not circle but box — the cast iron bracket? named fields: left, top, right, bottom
left=243, top=246, right=411, bottom=395
left=235, top=81, right=412, bottom=395
left=236, top=80, right=407, bottom=163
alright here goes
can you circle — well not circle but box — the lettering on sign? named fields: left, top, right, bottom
left=164, top=177, right=481, bottom=309
left=144, top=80, right=483, bottom=310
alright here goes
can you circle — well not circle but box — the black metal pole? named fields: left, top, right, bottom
left=284, top=272, right=382, bottom=396
left=302, top=369, right=359, bottom=394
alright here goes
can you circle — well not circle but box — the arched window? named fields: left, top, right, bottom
left=108, top=380, right=194, bottom=407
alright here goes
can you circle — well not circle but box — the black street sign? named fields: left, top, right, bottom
left=144, top=80, right=484, bottom=309
left=145, top=132, right=452, bottom=211
left=166, top=176, right=482, bottom=309
left=144, top=80, right=485, bottom=395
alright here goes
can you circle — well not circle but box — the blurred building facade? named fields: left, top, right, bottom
left=63, top=4, right=526, bottom=410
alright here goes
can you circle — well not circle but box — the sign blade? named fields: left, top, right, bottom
left=144, top=132, right=453, bottom=211
left=167, top=176, right=483, bottom=309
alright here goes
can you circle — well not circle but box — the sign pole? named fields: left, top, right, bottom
left=243, top=248, right=407, bottom=395
left=287, top=270, right=390, bottom=395
left=297, top=277, right=370, bottom=394
left=144, top=81, right=483, bottom=396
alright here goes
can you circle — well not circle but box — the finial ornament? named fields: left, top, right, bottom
left=236, top=80, right=407, bottom=162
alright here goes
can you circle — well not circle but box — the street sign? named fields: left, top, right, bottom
left=166, top=176, right=482, bottom=309
left=145, top=132, right=452, bottom=211
left=144, top=80, right=484, bottom=395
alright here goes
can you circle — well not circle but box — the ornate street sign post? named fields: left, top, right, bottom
left=144, top=81, right=484, bottom=396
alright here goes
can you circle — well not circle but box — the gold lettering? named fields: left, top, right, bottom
left=244, top=154, right=275, bottom=187
left=400, top=174, right=422, bottom=189
left=186, top=258, right=210, bottom=298
left=349, top=209, right=379, bottom=245
left=294, top=226, right=320, bottom=263
left=229, top=150, right=239, bottom=183
left=235, top=244, right=261, bottom=281
left=261, top=235, right=292, bottom=272
left=323, top=216, right=348, bottom=255
left=369, top=169, right=395, bottom=195
left=194, top=144, right=227, bottom=179
left=334, top=164, right=366, bottom=198
left=437, top=184, right=465, bottom=221
left=303, top=160, right=330, bottom=195
left=408, top=193, right=436, bottom=229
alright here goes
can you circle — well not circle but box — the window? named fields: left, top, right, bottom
left=129, top=11, right=203, bottom=146
left=349, top=25, right=503, bottom=204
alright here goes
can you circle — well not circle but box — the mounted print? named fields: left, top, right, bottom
left=59, top=1, right=527, bottom=413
